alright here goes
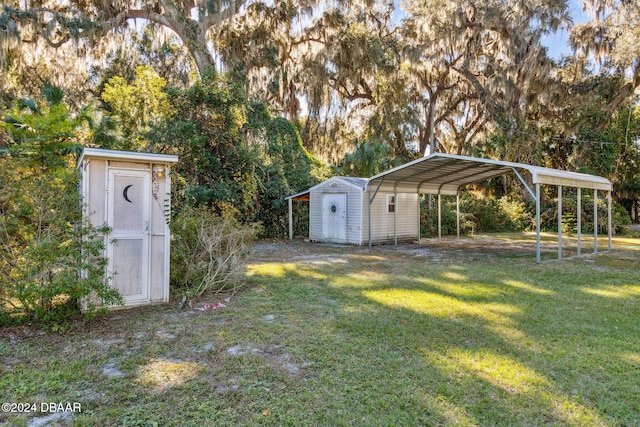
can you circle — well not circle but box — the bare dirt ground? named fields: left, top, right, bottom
left=250, top=234, right=557, bottom=264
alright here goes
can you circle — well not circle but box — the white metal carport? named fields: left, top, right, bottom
left=366, top=153, right=614, bottom=263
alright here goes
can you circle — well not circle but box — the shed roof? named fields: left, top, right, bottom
left=78, top=148, right=179, bottom=166
left=339, top=177, right=368, bottom=189
left=285, top=176, right=366, bottom=201
left=367, top=153, right=612, bottom=195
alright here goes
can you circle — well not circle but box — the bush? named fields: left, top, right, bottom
left=0, top=169, right=122, bottom=326
left=0, top=88, right=122, bottom=327
left=540, top=192, right=630, bottom=234
left=421, top=192, right=533, bottom=237
left=170, top=208, right=259, bottom=301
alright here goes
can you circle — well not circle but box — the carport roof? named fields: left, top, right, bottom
left=367, top=153, right=613, bottom=195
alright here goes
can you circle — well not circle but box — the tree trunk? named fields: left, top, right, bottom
left=158, top=0, right=217, bottom=78
left=422, top=91, right=437, bottom=156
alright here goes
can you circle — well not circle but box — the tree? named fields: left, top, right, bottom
left=0, top=87, right=121, bottom=323
left=0, top=32, right=94, bottom=109
left=1, top=0, right=252, bottom=78
left=89, top=28, right=197, bottom=97
left=213, top=2, right=407, bottom=158
left=101, top=65, right=172, bottom=150
left=572, top=0, right=640, bottom=120
left=149, top=72, right=320, bottom=236
left=337, top=137, right=402, bottom=177
left=398, top=0, right=569, bottom=157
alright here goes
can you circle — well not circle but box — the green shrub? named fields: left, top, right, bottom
left=540, top=193, right=630, bottom=234
left=0, top=90, right=122, bottom=326
left=420, top=190, right=630, bottom=237
left=0, top=169, right=122, bottom=326
left=150, top=74, right=320, bottom=238
left=421, top=192, right=533, bottom=237
left=420, top=196, right=461, bottom=237
left=170, top=207, right=259, bottom=301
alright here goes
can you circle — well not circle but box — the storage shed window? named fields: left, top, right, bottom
left=387, top=195, right=395, bottom=213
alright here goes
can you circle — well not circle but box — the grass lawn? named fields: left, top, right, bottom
left=1, top=235, right=640, bottom=426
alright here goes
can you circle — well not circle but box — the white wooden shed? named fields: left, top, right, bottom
left=286, top=176, right=419, bottom=245
left=78, top=148, right=179, bottom=307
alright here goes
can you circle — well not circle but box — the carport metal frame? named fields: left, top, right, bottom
left=365, top=153, right=613, bottom=263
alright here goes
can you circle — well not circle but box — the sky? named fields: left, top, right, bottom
left=541, top=0, right=591, bottom=60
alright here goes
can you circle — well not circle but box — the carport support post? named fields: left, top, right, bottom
left=437, top=192, right=442, bottom=242
left=368, top=189, right=372, bottom=249
left=417, top=192, right=422, bottom=244
left=594, top=189, right=598, bottom=254
left=577, top=188, right=582, bottom=256
left=288, top=198, right=293, bottom=240
left=608, top=190, right=612, bottom=251
left=394, top=188, right=398, bottom=246
left=456, top=191, right=460, bottom=242
left=536, top=182, right=541, bottom=264
left=558, top=185, right=562, bottom=260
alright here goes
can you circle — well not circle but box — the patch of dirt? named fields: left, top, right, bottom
left=225, top=343, right=308, bottom=376
left=101, top=364, right=125, bottom=378
left=216, top=375, right=242, bottom=394
left=27, top=411, right=73, bottom=427
left=154, top=330, right=177, bottom=340
left=250, top=236, right=545, bottom=266
left=91, top=338, right=125, bottom=347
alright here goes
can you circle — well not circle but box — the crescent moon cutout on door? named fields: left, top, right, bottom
left=123, top=185, right=133, bottom=203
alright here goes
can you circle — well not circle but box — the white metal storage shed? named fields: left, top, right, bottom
left=286, top=176, right=419, bottom=245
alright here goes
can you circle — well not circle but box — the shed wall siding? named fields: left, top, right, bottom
left=86, top=159, right=107, bottom=227
left=309, top=181, right=364, bottom=244
left=362, top=192, right=419, bottom=245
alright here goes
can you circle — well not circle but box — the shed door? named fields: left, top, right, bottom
left=107, top=169, right=151, bottom=304
left=322, top=193, right=347, bottom=242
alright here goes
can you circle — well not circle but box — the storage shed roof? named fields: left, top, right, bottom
left=78, top=148, right=179, bottom=166
left=286, top=176, right=367, bottom=201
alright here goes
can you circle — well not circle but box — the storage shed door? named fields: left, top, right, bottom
left=107, top=169, right=151, bottom=304
left=322, top=193, right=347, bottom=242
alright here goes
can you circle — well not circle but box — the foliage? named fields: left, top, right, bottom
left=1, top=86, right=86, bottom=167
left=170, top=208, right=258, bottom=300
left=337, top=138, right=403, bottom=177
left=421, top=189, right=631, bottom=238
left=247, top=104, right=323, bottom=236
left=421, top=192, right=533, bottom=237
left=3, top=1, right=640, bottom=247
left=90, top=28, right=196, bottom=96
left=1, top=0, right=232, bottom=77
left=150, top=72, right=258, bottom=216
left=150, top=72, right=321, bottom=237
left=100, top=65, right=172, bottom=150
left=420, top=196, right=463, bottom=237
left=0, top=89, right=121, bottom=325
left=572, top=104, right=640, bottom=221
left=572, top=0, right=640, bottom=116
left=539, top=191, right=631, bottom=235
